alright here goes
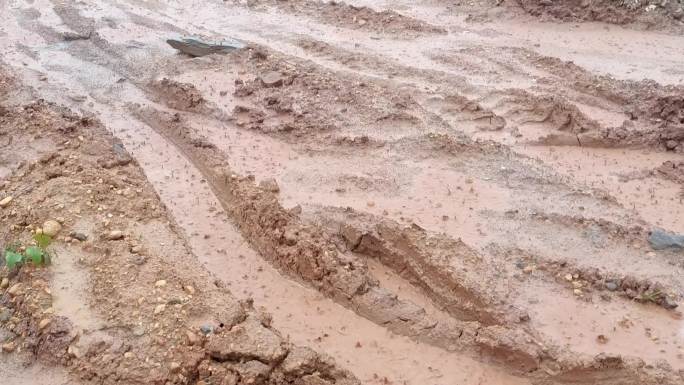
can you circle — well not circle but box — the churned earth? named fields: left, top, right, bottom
left=1, top=1, right=683, bottom=385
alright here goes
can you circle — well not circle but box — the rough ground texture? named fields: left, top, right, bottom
left=0, top=76, right=358, bottom=385
left=2, top=0, right=684, bottom=385
left=515, top=0, right=684, bottom=30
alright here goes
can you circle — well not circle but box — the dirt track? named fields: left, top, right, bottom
left=1, top=1, right=684, bottom=384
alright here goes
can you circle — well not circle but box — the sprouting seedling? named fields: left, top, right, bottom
left=3, top=234, right=53, bottom=269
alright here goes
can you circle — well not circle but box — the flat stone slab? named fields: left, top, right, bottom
left=167, top=38, right=244, bottom=57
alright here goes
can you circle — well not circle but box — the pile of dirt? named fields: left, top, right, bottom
left=520, top=52, right=684, bottom=150
left=241, top=0, right=446, bottom=36
left=225, top=45, right=430, bottom=138
left=0, top=85, right=358, bottom=385
left=148, top=78, right=207, bottom=112
left=515, top=0, right=684, bottom=29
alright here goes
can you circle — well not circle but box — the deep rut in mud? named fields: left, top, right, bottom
left=1, top=0, right=684, bottom=384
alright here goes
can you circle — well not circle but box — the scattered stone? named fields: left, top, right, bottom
left=564, top=274, right=573, bottom=282
left=67, top=344, right=82, bottom=358
left=132, top=326, right=146, bottom=337
left=155, top=280, right=167, bottom=288
left=663, top=297, right=679, bottom=309
left=154, top=304, right=166, bottom=314
left=170, top=362, right=181, bottom=373
left=184, top=285, right=195, bottom=295
left=130, top=245, right=143, bottom=254
left=200, top=324, right=214, bottom=335
left=596, top=334, right=608, bottom=344
left=665, top=140, right=679, bottom=151
left=124, top=351, right=135, bottom=359
left=7, top=283, right=22, bottom=296
left=38, top=318, right=51, bottom=330
left=648, top=228, right=684, bottom=250
left=258, top=178, right=280, bottom=193
left=0, top=196, right=13, bottom=207
left=605, top=281, right=618, bottom=291
left=130, top=255, right=147, bottom=265
left=260, top=71, right=284, bottom=88
left=2, top=341, right=16, bottom=353
left=69, top=232, right=88, bottom=241
left=106, top=230, right=124, bottom=240
left=0, top=308, right=11, bottom=322
left=186, top=330, right=199, bottom=345
left=42, top=220, right=62, bottom=237
left=0, top=278, right=8, bottom=289
left=573, top=289, right=582, bottom=296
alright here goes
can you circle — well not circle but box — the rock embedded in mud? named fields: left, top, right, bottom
left=200, top=324, right=214, bottom=335
left=206, top=319, right=287, bottom=364
left=0, top=308, right=11, bottom=322
left=0, top=196, right=13, bottom=207
left=42, top=220, right=62, bottom=237
left=605, top=281, right=618, bottom=291
left=0, top=278, right=8, bottom=289
left=648, top=228, right=684, bottom=250
left=69, top=232, right=87, bottom=241
left=258, top=178, right=280, bottom=193
left=38, top=318, right=51, bottom=330
left=260, top=71, right=284, bottom=88
left=7, top=283, right=22, bottom=296
left=105, top=230, right=125, bottom=240
left=2, top=341, right=16, bottom=353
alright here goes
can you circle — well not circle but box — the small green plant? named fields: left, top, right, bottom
left=3, top=233, right=53, bottom=269
left=639, top=289, right=664, bottom=303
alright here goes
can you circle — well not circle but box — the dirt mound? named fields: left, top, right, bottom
left=519, top=52, right=684, bottom=150
left=0, top=92, right=357, bottom=385
left=148, top=78, right=207, bottom=112
left=228, top=45, right=429, bottom=138
left=516, top=0, right=684, bottom=29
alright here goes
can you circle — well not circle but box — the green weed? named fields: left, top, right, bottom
left=3, top=233, right=53, bottom=269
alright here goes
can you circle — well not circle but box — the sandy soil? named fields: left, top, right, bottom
left=1, top=1, right=683, bottom=385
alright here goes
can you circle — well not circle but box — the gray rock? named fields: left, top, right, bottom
left=0, top=308, right=12, bottom=322
left=259, top=71, right=284, bottom=88
left=648, top=228, right=684, bottom=250
left=167, top=38, right=244, bottom=57
left=132, top=326, right=146, bottom=337
left=605, top=281, right=618, bottom=292
left=200, top=324, right=214, bottom=335
left=70, top=232, right=88, bottom=241
left=663, top=297, right=679, bottom=309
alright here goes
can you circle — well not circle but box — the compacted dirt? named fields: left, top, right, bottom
left=1, top=1, right=684, bottom=385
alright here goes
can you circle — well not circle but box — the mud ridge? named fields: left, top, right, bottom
left=240, top=0, right=446, bottom=37
left=515, top=0, right=684, bottom=31
left=0, top=97, right=358, bottom=385
left=135, top=105, right=684, bottom=384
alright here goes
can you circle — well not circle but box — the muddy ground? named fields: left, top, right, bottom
left=1, top=1, right=684, bottom=385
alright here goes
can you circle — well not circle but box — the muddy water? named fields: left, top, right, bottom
left=3, top=0, right=684, bottom=381
left=0, top=3, right=530, bottom=384
left=519, top=145, right=684, bottom=233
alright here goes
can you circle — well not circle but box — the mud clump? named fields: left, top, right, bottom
left=148, top=78, right=207, bottom=112
left=657, top=160, right=684, bottom=184
left=229, top=45, right=426, bottom=137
